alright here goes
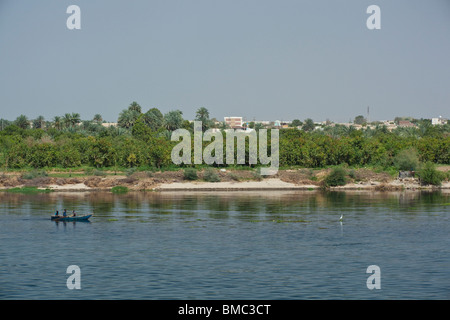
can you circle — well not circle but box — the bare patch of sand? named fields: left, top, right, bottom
left=45, top=183, right=91, bottom=190
left=156, top=178, right=318, bottom=191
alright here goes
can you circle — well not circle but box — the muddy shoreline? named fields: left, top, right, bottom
left=1, top=168, right=448, bottom=192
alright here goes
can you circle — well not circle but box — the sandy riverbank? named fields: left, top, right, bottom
left=0, top=168, right=449, bottom=192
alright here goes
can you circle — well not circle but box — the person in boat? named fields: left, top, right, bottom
left=63, top=209, right=67, bottom=217
left=54, top=210, right=59, bottom=217
left=72, top=210, right=76, bottom=217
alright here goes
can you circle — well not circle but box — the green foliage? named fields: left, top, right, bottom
left=93, top=169, right=107, bottom=176
left=164, top=110, right=184, bottom=131
left=393, top=148, right=419, bottom=171
left=253, top=168, right=263, bottom=181
left=195, top=107, right=212, bottom=131
left=0, top=111, right=449, bottom=176
left=354, top=115, right=367, bottom=125
left=125, top=167, right=137, bottom=177
left=203, top=168, right=220, bottom=182
left=21, top=170, right=48, bottom=180
left=111, top=186, right=129, bottom=194
left=143, top=108, right=165, bottom=131
left=3, top=186, right=52, bottom=194
left=118, top=109, right=140, bottom=129
left=302, top=118, right=315, bottom=132
left=324, top=167, right=347, bottom=187
left=183, top=168, right=198, bottom=180
left=228, top=172, right=240, bottom=181
left=418, top=162, right=444, bottom=186
left=14, top=115, right=30, bottom=129
left=290, top=119, right=303, bottom=127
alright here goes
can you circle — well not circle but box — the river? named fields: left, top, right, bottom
left=0, top=190, right=448, bottom=299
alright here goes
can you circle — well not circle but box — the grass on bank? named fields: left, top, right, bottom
left=111, top=186, right=129, bottom=194
left=1, top=186, right=53, bottom=194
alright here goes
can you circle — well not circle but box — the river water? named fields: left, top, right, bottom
left=0, top=190, right=448, bottom=299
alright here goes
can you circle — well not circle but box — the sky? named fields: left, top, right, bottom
left=0, top=0, right=449, bottom=123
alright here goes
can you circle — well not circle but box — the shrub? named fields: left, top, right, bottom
left=324, top=167, right=347, bottom=187
left=203, top=168, right=220, bottom=182
left=183, top=168, right=198, bottom=181
left=253, top=169, right=263, bottom=181
left=21, top=170, right=48, bottom=180
left=228, top=173, right=240, bottom=181
left=83, top=168, right=94, bottom=175
left=418, top=162, right=444, bottom=186
left=348, top=169, right=356, bottom=179
left=125, top=167, right=137, bottom=177
left=393, top=148, right=419, bottom=171
left=93, top=169, right=107, bottom=176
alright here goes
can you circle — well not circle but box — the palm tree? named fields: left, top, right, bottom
left=93, top=114, right=103, bottom=124
left=70, top=113, right=81, bottom=127
left=164, top=110, right=184, bottom=131
left=14, top=115, right=30, bottom=129
left=143, top=108, right=164, bottom=131
left=195, top=107, right=211, bottom=131
left=63, top=113, right=72, bottom=128
left=128, top=101, right=142, bottom=113
left=33, top=115, right=45, bottom=129
left=62, top=113, right=81, bottom=128
left=195, top=107, right=210, bottom=122
left=118, top=109, right=140, bottom=129
left=53, top=116, right=62, bottom=130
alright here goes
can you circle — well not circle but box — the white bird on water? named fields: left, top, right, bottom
left=339, top=214, right=343, bottom=222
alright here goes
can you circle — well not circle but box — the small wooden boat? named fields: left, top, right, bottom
left=51, top=214, right=92, bottom=222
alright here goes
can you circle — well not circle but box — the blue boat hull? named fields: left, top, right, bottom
left=51, top=214, right=92, bottom=222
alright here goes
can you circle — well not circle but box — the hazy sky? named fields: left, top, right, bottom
left=0, top=0, right=449, bottom=122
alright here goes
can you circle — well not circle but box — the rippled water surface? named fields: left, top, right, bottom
left=0, top=190, right=448, bottom=299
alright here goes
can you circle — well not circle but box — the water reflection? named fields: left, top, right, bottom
left=0, top=190, right=447, bottom=221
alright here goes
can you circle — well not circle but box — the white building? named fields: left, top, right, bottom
left=431, top=116, right=448, bottom=125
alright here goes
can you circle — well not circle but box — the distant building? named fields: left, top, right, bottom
left=432, top=117, right=448, bottom=125
left=101, top=122, right=118, bottom=128
left=224, top=117, right=243, bottom=129
left=398, top=120, right=417, bottom=128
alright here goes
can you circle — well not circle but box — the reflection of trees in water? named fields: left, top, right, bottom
left=0, top=190, right=447, bottom=218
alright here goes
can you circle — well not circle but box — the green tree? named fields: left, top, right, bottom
left=118, top=109, right=140, bottom=129
left=33, top=115, right=45, bottom=129
left=302, top=118, right=315, bottom=132
left=324, top=167, right=347, bottom=187
left=354, top=115, right=367, bottom=125
left=418, top=162, right=444, bottom=186
left=53, top=116, right=62, bottom=130
left=14, top=115, right=30, bottom=129
left=143, top=107, right=165, bottom=131
left=195, top=107, right=211, bottom=131
left=132, top=115, right=152, bottom=140
left=290, top=119, right=303, bottom=127
left=70, top=113, right=81, bottom=127
left=62, top=113, right=81, bottom=128
left=164, top=110, right=184, bottom=131
left=393, top=148, right=419, bottom=171
left=93, top=114, right=103, bottom=124
left=128, top=101, right=142, bottom=113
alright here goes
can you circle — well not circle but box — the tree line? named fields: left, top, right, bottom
left=0, top=102, right=449, bottom=171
